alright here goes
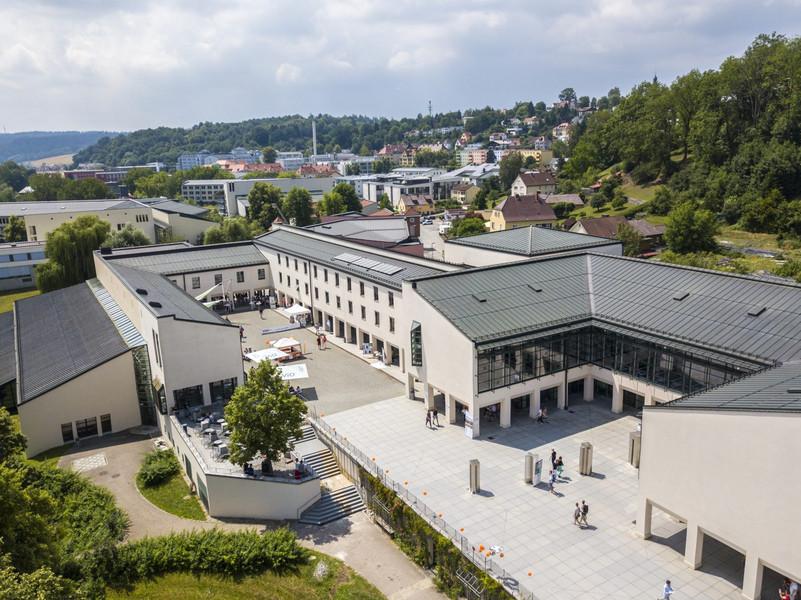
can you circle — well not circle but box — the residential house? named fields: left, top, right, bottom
left=541, top=193, right=584, bottom=207
left=533, top=136, right=551, bottom=150
left=552, top=123, right=571, bottom=143
left=451, top=183, right=480, bottom=207
left=510, top=171, right=558, bottom=196
left=569, top=216, right=666, bottom=253
left=489, top=194, right=557, bottom=231
left=398, top=194, right=435, bottom=215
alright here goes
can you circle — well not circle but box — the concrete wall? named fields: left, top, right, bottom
left=152, top=210, right=214, bottom=244
left=24, top=207, right=155, bottom=243
left=441, top=241, right=622, bottom=267
left=224, top=178, right=336, bottom=216
left=19, top=352, right=140, bottom=456
left=638, top=408, right=801, bottom=598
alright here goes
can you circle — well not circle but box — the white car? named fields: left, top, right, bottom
left=439, top=221, right=452, bottom=235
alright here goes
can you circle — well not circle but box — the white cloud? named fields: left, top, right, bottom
left=0, top=0, right=798, bottom=130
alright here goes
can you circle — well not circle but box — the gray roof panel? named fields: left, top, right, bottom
left=15, top=283, right=130, bottom=403
left=446, top=226, right=620, bottom=257
left=105, top=242, right=267, bottom=276
left=0, top=312, right=15, bottom=386
left=0, top=199, right=140, bottom=216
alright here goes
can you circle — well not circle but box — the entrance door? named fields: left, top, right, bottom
left=349, top=326, right=357, bottom=344
left=389, top=345, right=400, bottom=367
left=541, top=386, right=559, bottom=410
left=568, top=379, right=584, bottom=402
left=623, top=390, right=645, bottom=410
left=337, top=320, right=345, bottom=339
left=594, top=380, right=613, bottom=402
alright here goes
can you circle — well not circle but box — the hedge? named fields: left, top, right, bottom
left=360, top=470, right=511, bottom=600
left=136, top=450, right=180, bottom=488
left=107, top=528, right=307, bottom=587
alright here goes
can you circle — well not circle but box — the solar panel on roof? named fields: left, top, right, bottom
left=333, top=252, right=361, bottom=264
left=354, top=257, right=380, bottom=269
left=371, top=262, right=404, bottom=275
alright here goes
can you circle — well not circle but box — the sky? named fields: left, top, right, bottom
left=1, top=0, right=800, bottom=132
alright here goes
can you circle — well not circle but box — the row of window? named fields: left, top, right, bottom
left=0, top=251, right=45, bottom=262
left=135, top=214, right=150, bottom=222
left=61, top=413, right=112, bottom=443
left=0, top=265, right=33, bottom=279
left=476, top=326, right=759, bottom=395
left=189, top=269, right=265, bottom=290
left=172, top=377, right=238, bottom=411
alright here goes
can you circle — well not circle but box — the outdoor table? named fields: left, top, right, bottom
left=218, top=420, right=227, bottom=426
left=212, top=439, right=223, bottom=447
left=202, top=428, right=215, bottom=434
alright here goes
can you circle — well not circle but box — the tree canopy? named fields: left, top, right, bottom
left=664, top=202, right=720, bottom=254
left=35, top=215, right=111, bottom=292
left=203, top=217, right=252, bottom=244
left=447, top=216, right=487, bottom=238
left=3, top=215, right=26, bottom=242
left=282, top=187, right=314, bottom=226
left=498, top=152, right=523, bottom=190
left=223, top=361, right=307, bottom=467
left=105, top=224, right=151, bottom=248
left=246, top=183, right=283, bottom=229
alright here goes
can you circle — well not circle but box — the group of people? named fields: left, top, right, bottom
left=315, top=333, right=328, bottom=350
left=242, top=462, right=256, bottom=476
left=536, top=407, right=549, bottom=423
left=572, top=500, right=590, bottom=527
left=779, top=578, right=799, bottom=600
left=293, top=457, right=307, bottom=479
left=547, top=448, right=566, bottom=494
left=288, top=385, right=303, bottom=396
left=425, top=408, right=440, bottom=429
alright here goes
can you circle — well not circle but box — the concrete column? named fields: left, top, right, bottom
left=529, top=388, right=541, bottom=419
left=557, top=383, right=566, bottom=410
left=635, top=497, right=652, bottom=539
left=612, top=378, right=624, bottom=414
left=500, top=397, right=511, bottom=428
left=423, top=383, right=434, bottom=410
left=471, top=405, right=480, bottom=438
left=583, top=375, right=594, bottom=401
left=684, top=522, right=704, bottom=569
left=405, top=373, right=415, bottom=400
left=446, top=394, right=457, bottom=424
left=742, top=552, right=764, bottom=600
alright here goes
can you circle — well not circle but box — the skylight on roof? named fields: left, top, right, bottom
left=747, top=306, right=767, bottom=317
left=673, top=291, right=690, bottom=301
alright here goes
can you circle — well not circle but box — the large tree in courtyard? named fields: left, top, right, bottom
left=104, top=224, right=151, bottom=248
left=35, top=215, right=110, bottom=292
left=282, top=187, right=314, bottom=226
left=224, top=361, right=307, bottom=468
left=246, top=183, right=283, bottom=230
left=665, top=202, right=720, bottom=254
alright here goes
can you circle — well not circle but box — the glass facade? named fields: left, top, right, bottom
left=209, top=377, right=237, bottom=403
left=476, top=326, right=759, bottom=395
left=410, top=321, right=423, bottom=367
left=132, top=346, right=157, bottom=425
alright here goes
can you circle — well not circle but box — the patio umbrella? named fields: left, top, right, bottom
left=246, top=348, right=289, bottom=363
left=272, top=337, right=301, bottom=349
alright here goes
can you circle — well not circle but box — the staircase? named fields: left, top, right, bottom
left=301, top=448, right=340, bottom=479
left=291, top=424, right=317, bottom=445
left=298, top=484, right=365, bottom=525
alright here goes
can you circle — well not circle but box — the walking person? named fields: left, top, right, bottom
left=661, top=579, right=675, bottom=600
left=316, top=335, right=321, bottom=350
left=580, top=500, right=589, bottom=527
left=432, top=408, right=440, bottom=426
left=536, top=408, right=544, bottom=423
left=573, top=502, right=582, bottom=526
left=548, top=469, right=557, bottom=495
left=555, top=456, right=565, bottom=478
left=425, top=410, right=432, bottom=429
left=321, top=334, right=327, bottom=349
left=550, top=448, right=557, bottom=470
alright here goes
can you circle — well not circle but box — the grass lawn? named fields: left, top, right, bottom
left=0, top=288, right=39, bottom=313
left=136, top=473, right=206, bottom=521
left=620, top=181, right=662, bottom=203
left=107, top=551, right=385, bottom=600
left=31, top=443, right=73, bottom=467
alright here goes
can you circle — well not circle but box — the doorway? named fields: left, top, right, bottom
left=568, top=379, right=584, bottom=402
left=541, top=386, right=559, bottom=410
left=623, top=390, right=645, bottom=410
left=594, top=380, right=613, bottom=403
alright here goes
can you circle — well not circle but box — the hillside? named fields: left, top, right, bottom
left=0, top=131, right=119, bottom=163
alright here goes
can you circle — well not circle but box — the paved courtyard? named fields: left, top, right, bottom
left=324, top=397, right=778, bottom=599
left=229, top=309, right=402, bottom=415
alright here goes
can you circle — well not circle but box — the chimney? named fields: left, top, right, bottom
left=312, top=120, right=317, bottom=162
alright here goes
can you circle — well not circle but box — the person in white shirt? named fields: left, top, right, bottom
left=662, top=579, right=675, bottom=599
left=789, top=580, right=799, bottom=600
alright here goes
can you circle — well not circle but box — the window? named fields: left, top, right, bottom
left=374, top=311, right=380, bottom=326
left=61, top=422, right=74, bottom=443
left=257, top=268, right=265, bottom=280
left=361, top=306, right=366, bottom=319
left=359, top=282, right=365, bottom=296
left=335, top=273, right=340, bottom=287
left=75, top=417, right=98, bottom=439
left=214, top=274, right=222, bottom=285
left=236, top=271, right=244, bottom=283
left=100, top=413, right=112, bottom=434
left=191, top=276, right=201, bottom=289
left=277, top=253, right=281, bottom=264
left=173, top=385, right=203, bottom=410
left=325, top=291, right=330, bottom=304
left=151, top=330, right=162, bottom=367
left=389, top=317, right=395, bottom=333
left=304, top=283, right=309, bottom=295
left=348, top=300, right=353, bottom=314
left=209, top=378, right=237, bottom=403
left=410, top=321, right=423, bottom=366
left=279, top=273, right=283, bottom=284
left=373, top=286, right=379, bottom=301
left=313, top=265, right=318, bottom=278
left=336, top=296, right=341, bottom=309
left=287, top=275, right=291, bottom=287
left=324, top=269, right=329, bottom=282
left=388, top=292, right=394, bottom=307
left=347, top=277, right=352, bottom=291
left=29, top=225, right=36, bottom=236
left=285, top=256, right=289, bottom=266
left=294, top=259, right=298, bottom=271
left=303, top=262, right=308, bottom=274
left=314, top=287, right=319, bottom=300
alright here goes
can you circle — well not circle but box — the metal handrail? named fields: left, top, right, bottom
left=306, top=407, right=538, bottom=600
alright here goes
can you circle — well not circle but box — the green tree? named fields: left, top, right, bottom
left=485, top=149, right=496, bottom=164
left=223, top=361, right=306, bottom=467
left=203, top=217, right=252, bottom=244
left=414, top=149, right=451, bottom=168
left=104, top=224, right=151, bottom=248
left=35, top=215, right=111, bottom=292
left=261, top=146, right=277, bottom=163
left=27, top=174, right=65, bottom=201
left=590, top=195, right=607, bottom=210
left=498, top=151, right=523, bottom=190
left=3, top=215, right=26, bottom=242
left=0, top=407, right=26, bottom=464
left=246, top=183, right=283, bottom=229
left=69, top=177, right=112, bottom=200
left=331, top=182, right=361, bottom=212
left=317, top=191, right=346, bottom=216
left=282, top=188, right=314, bottom=226
left=610, top=188, right=627, bottom=209
left=665, top=202, right=720, bottom=253
left=559, top=88, right=577, bottom=102
left=779, top=199, right=801, bottom=239
left=650, top=187, right=675, bottom=216
left=448, top=216, right=486, bottom=238
left=0, top=556, right=77, bottom=600
left=551, top=202, right=574, bottom=219
left=373, top=157, right=393, bottom=173
left=378, top=193, right=391, bottom=210
left=122, top=167, right=159, bottom=195
left=616, top=222, right=642, bottom=256
left=0, top=161, right=32, bottom=191
left=739, top=189, right=783, bottom=233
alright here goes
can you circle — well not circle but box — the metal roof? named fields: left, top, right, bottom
left=0, top=312, right=15, bottom=386
left=654, top=362, right=801, bottom=413
left=134, top=198, right=210, bottom=218
left=0, top=200, right=141, bottom=216
left=412, top=253, right=801, bottom=364
left=86, top=278, right=147, bottom=348
left=445, top=226, right=620, bottom=257
left=15, top=283, right=130, bottom=403
left=307, top=217, right=412, bottom=245
left=105, top=262, right=233, bottom=326
left=105, top=242, right=267, bottom=276
left=255, top=228, right=447, bottom=289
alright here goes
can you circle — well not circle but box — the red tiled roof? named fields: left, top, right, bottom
left=518, top=171, right=556, bottom=187
left=495, top=194, right=556, bottom=222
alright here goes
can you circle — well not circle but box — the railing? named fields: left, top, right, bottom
left=306, top=406, right=538, bottom=600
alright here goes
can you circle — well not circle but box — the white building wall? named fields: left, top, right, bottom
left=23, top=207, right=155, bottom=243
left=164, top=264, right=270, bottom=298
left=223, top=178, right=336, bottom=217
left=151, top=210, right=214, bottom=244
left=18, top=352, right=140, bottom=457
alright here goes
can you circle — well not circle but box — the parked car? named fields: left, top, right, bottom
left=421, top=217, right=433, bottom=225
left=439, top=221, right=452, bottom=235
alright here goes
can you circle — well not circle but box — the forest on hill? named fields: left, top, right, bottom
left=0, top=131, right=117, bottom=163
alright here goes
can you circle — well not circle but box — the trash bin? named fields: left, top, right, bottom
left=628, top=431, right=642, bottom=468
left=469, top=459, right=480, bottom=493
left=579, top=442, right=593, bottom=475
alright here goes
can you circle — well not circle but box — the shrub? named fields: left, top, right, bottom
left=590, top=195, right=606, bottom=209
left=107, top=528, right=307, bottom=587
left=137, top=450, right=180, bottom=488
